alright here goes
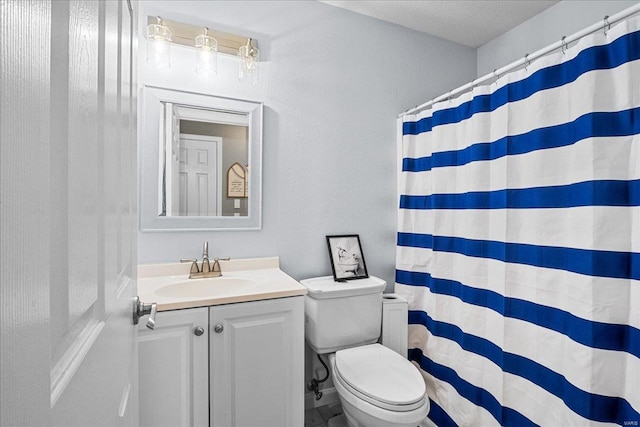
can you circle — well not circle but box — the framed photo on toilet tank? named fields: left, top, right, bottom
left=326, top=234, right=369, bottom=281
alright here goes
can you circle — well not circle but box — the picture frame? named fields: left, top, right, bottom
left=326, top=234, right=369, bottom=281
left=227, top=162, right=247, bottom=198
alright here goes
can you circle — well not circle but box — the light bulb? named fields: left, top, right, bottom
left=238, top=40, right=259, bottom=85
left=146, top=18, right=171, bottom=69
left=195, top=29, right=217, bottom=76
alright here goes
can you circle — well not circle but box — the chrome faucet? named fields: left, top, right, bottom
left=180, top=241, right=229, bottom=279
left=201, top=241, right=211, bottom=274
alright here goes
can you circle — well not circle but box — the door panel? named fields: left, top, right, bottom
left=49, top=0, right=101, bottom=402
left=0, top=1, right=138, bottom=425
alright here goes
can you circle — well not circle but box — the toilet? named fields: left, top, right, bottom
left=301, top=276, right=429, bottom=427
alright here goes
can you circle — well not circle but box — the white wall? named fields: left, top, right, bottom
left=477, top=0, right=639, bottom=76
left=138, top=0, right=476, bottom=289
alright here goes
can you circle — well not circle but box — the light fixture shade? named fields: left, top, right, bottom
left=238, top=40, right=259, bottom=85
left=195, top=33, right=218, bottom=76
left=146, top=21, right=172, bottom=69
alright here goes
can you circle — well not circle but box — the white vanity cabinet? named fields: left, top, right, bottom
left=138, top=296, right=304, bottom=427
left=210, top=296, right=304, bottom=427
left=137, top=307, right=209, bottom=427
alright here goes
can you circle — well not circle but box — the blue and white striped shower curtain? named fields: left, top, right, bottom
left=396, top=14, right=640, bottom=427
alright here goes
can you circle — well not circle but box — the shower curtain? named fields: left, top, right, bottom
left=396, top=14, right=639, bottom=427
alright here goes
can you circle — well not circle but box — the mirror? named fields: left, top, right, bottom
left=162, top=105, right=249, bottom=217
left=140, top=86, right=262, bottom=230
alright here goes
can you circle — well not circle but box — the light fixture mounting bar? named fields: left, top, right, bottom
left=146, top=16, right=257, bottom=56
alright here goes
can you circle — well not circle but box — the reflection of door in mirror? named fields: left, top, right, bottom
left=164, top=103, right=180, bottom=216
left=161, top=103, right=249, bottom=217
left=177, top=134, right=222, bottom=216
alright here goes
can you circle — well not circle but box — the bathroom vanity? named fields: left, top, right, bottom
left=137, top=258, right=306, bottom=427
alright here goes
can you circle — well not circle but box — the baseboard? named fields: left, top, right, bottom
left=304, top=386, right=340, bottom=409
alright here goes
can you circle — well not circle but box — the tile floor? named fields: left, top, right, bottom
left=305, top=402, right=436, bottom=427
left=304, top=402, right=344, bottom=427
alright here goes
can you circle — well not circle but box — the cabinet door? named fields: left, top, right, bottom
left=138, top=308, right=209, bottom=427
left=210, top=297, right=304, bottom=427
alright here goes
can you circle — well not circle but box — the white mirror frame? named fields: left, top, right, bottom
left=139, top=86, right=263, bottom=231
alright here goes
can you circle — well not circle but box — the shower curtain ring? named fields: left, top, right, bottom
left=561, top=36, right=567, bottom=55
left=604, top=15, right=610, bottom=35
left=524, top=53, right=530, bottom=71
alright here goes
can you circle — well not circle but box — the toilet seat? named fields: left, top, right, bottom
left=333, top=344, right=426, bottom=412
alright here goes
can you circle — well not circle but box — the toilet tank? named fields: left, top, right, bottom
left=300, top=276, right=386, bottom=354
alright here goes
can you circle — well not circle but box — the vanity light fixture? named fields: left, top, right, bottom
left=145, top=16, right=259, bottom=82
left=238, top=38, right=259, bottom=85
left=195, top=27, right=218, bottom=76
left=146, top=16, right=172, bottom=69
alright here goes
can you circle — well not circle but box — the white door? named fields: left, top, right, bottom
left=178, top=134, right=223, bottom=216
left=0, top=1, right=139, bottom=426
left=164, top=102, right=181, bottom=216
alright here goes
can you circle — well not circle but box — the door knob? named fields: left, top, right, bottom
left=194, top=326, right=205, bottom=336
left=214, top=324, right=224, bottom=333
left=133, top=296, right=157, bottom=330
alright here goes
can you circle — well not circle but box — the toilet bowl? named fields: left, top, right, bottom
left=300, top=276, right=430, bottom=427
left=329, top=344, right=429, bottom=427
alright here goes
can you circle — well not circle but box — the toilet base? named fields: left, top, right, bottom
left=340, top=399, right=424, bottom=427
left=328, top=407, right=427, bottom=427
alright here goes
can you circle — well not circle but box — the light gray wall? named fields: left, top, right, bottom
left=138, top=0, right=476, bottom=289
left=477, top=0, right=639, bottom=76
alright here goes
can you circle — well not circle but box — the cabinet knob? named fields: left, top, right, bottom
left=194, top=326, right=205, bottom=336
left=214, top=324, right=224, bottom=333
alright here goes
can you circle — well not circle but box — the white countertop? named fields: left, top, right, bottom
left=138, top=257, right=307, bottom=311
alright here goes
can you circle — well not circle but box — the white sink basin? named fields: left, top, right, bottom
left=155, top=277, right=259, bottom=298
left=138, top=257, right=308, bottom=310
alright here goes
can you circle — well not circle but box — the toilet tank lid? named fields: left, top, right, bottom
left=300, top=276, right=386, bottom=299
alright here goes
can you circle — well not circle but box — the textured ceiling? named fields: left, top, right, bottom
left=321, top=0, right=560, bottom=48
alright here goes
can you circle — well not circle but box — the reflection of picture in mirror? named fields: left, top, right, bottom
left=226, top=163, right=247, bottom=198
left=245, top=165, right=249, bottom=198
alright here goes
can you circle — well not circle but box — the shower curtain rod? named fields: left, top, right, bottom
left=399, top=2, right=640, bottom=117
